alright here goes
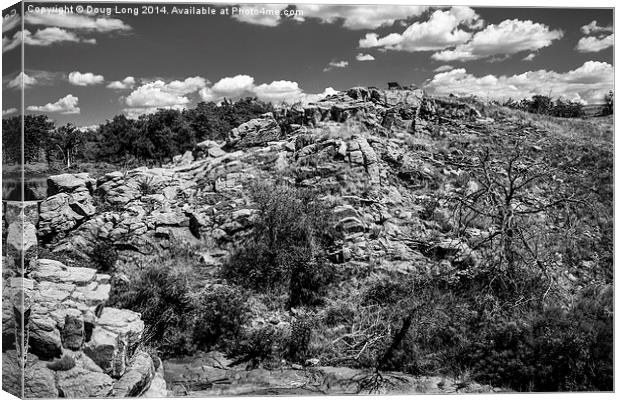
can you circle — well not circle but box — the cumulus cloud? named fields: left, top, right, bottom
left=294, top=5, right=428, bottom=30
left=356, top=53, right=375, bottom=61
left=432, top=19, right=563, bottom=61
left=199, top=74, right=335, bottom=105
left=323, top=60, right=349, bottom=72
left=580, top=20, right=613, bottom=35
left=69, top=71, right=105, bottom=86
left=425, top=61, right=613, bottom=104
left=3, top=108, right=18, bottom=117
left=254, top=80, right=304, bottom=103
left=199, top=74, right=255, bottom=101
left=433, top=65, right=454, bottom=72
left=107, top=76, right=136, bottom=89
left=7, top=72, right=38, bottom=89
left=25, top=12, right=131, bottom=33
left=359, top=7, right=481, bottom=52
left=522, top=53, right=536, bottom=61
left=3, top=12, right=130, bottom=52
left=24, top=27, right=96, bottom=46
left=27, top=94, right=80, bottom=114
left=124, top=76, right=208, bottom=117
left=576, top=34, right=613, bottom=53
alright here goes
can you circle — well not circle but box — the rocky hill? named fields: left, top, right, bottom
left=2, top=86, right=613, bottom=395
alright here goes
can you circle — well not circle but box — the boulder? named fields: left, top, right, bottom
left=61, top=315, right=85, bottom=350
left=38, top=191, right=95, bottom=240
left=6, top=221, right=38, bottom=268
left=228, top=113, right=282, bottom=148
left=110, top=351, right=156, bottom=397
left=2, top=352, right=59, bottom=398
left=48, top=173, right=93, bottom=196
left=28, top=315, right=63, bottom=359
left=83, top=307, right=144, bottom=378
left=56, top=366, right=114, bottom=397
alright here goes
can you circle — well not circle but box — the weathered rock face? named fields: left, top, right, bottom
left=39, top=173, right=96, bottom=242
left=227, top=113, right=283, bottom=148
left=111, top=351, right=156, bottom=397
left=2, top=200, right=164, bottom=398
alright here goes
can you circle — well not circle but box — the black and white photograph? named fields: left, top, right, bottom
left=0, top=0, right=615, bottom=397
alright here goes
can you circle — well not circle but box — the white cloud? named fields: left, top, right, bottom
left=23, top=27, right=96, bottom=46
left=3, top=108, right=18, bottom=117
left=356, top=53, right=375, bottom=61
left=433, top=65, right=454, bottom=72
left=359, top=7, right=481, bottom=52
left=79, top=124, right=100, bottom=132
left=199, top=74, right=335, bottom=105
left=199, top=74, right=255, bottom=101
left=575, top=34, right=613, bottom=53
left=7, top=72, right=38, bottom=89
left=124, top=77, right=208, bottom=116
left=432, top=19, right=563, bottom=62
left=69, top=71, right=105, bottom=86
left=27, top=94, right=80, bottom=114
left=425, top=61, right=613, bottom=104
left=522, top=53, right=536, bottom=61
left=2, top=13, right=20, bottom=33
left=580, top=20, right=613, bottom=35
left=300, top=87, right=339, bottom=104
left=25, top=13, right=131, bottom=33
left=2, top=30, right=22, bottom=52
left=107, top=76, right=136, bottom=89
left=294, top=5, right=428, bottom=30
left=254, top=80, right=303, bottom=103
left=323, top=60, right=349, bottom=72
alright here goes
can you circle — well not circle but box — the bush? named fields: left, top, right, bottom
left=90, top=240, right=118, bottom=273
left=223, top=182, right=335, bottom=308
left=109, top=247, right=249, bottom=358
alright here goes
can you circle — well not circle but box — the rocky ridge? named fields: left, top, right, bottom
left=3, top=86, right=602, bottom=395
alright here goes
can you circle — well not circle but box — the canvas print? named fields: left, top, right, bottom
left=1, top=1, right=614, bottom=398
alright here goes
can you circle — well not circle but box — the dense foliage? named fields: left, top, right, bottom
left=504, top=95, right=584, bottom=118
left=223, top=182, right=336, bottom=308
left=2, top=98, right=273, bottom=167
left=2, top=114, right=54, bottom=163
left=109, top=244, right=249, bottom=358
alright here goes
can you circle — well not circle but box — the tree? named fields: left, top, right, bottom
left=603, top=90, right=613, bottom=115
left=49, top=123, right=84, bottom=168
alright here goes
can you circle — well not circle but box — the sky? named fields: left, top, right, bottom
left=1, top=2, right=614, bottom=127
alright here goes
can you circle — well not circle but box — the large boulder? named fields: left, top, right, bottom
left=6, top=221, right=38, bottom=269
left=56, top=366, right=114, bottom=397
left=38, top=191, right=96, bottom=241
left=84, top=307, right=144, bottom=378
left=110, top=350, right=156, bottom=397
left=47, top=173, right=95, bottom=196
left=2, top=352, right=59, bottom=398
left=227, top=113, right=282, bottom=148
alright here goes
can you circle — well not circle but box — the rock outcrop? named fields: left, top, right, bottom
left=2, top=201, right=165, bottom=398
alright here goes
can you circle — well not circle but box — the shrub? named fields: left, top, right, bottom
left=90, top=240, right=118, bottom=273
left=109, top=247, right=249, bottom=358
left=137, top=176, right=158, bottom=196
left=223, top=182, right=335, bottom=308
